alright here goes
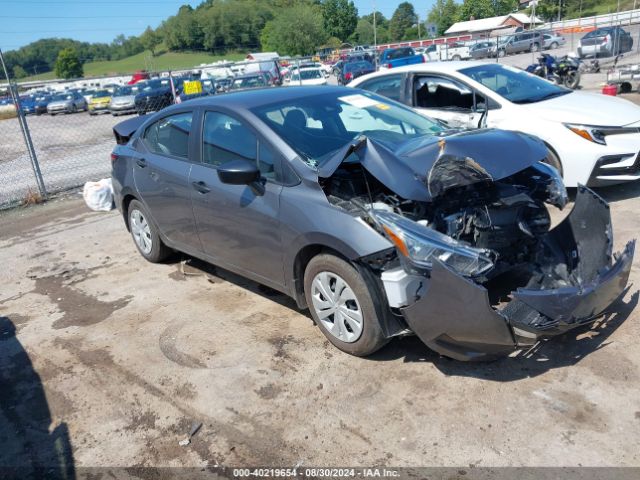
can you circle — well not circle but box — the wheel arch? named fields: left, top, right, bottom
left=290, top=242, right=352, bottom=309
left=542, top=140, right=564, bottom=177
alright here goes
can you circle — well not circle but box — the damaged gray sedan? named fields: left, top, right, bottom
left=111, top=86, right=635, bottom=361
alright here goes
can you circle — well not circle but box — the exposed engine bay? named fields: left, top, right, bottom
left=322, top=158, right=567, bottom=290
left=319, top=134, right=634, bottom=360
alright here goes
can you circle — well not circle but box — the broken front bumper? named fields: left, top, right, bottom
left=400, top=187, right=635, bottom=361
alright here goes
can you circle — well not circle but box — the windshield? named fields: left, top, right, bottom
left=293, top=69, right=323, bottom=81
left=460, top=63, right=571, bottom=104
left=114, top=86, right=133, bottom=96
left=53, top=94, right=72, bottom=101
left=232, top=75, right=266, bottom=89
left=250, top=90, right=444, bottom=166
left=386, top=48, right=414, bottom=60
left=93, top=91, right=110, bottom=98
left=138, top=80, right=163, bottom=91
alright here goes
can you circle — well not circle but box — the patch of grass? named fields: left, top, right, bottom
left=22, top=188, right=44, bottom=206
left=20, top=50, right=247, bottom=83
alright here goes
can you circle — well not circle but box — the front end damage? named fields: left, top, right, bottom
left=320, top=132, right=635, bottom=360
left=401, top=187, right=634, bottom=361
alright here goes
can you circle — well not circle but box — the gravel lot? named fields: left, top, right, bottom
left=1, top=122, right=640, bottom=472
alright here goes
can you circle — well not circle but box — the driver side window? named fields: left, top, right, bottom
left=414, top=75, right=482, bottom=111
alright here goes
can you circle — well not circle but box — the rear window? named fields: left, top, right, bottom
left=387, top=48, right=414, bottom=60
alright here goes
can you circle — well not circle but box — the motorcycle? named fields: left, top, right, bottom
left=526, top=53, right=581, bottom=89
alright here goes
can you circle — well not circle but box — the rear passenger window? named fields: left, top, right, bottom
left=143, top=112, right=192, bottom=159
left=202, top=112, right=256, bottom=166
left=358, top=74, right=403, bottom=102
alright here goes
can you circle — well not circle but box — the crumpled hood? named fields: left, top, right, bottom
left=318, top=128, right=547, bottom=202
left=522, top=91, right=640, bottom=126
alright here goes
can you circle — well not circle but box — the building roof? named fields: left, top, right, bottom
left=445, top=14, right=543, bottom=35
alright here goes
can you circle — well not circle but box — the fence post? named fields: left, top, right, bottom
left=0, top=48, right=47, bottom=199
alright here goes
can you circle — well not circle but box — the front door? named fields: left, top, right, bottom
left=412, top=74, right=484, bottom=128
left=189, top=110, right=285, bottom=287
left=132, top=111, right=200, bottom=251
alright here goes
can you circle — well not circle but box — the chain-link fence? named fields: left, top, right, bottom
left=0, top=56, right=298, bottom=209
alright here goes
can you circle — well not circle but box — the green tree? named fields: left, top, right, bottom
left=12, top=65, right=28, bottom=79
left=352, top=18, right=375, bottom=44
left=493, top=0, right=517, bottom=16
left=427, top=0, right=460, bottom=36
left=261, top=3, right=327, bottom=56
left=140, top=26, right=161, bottom=56
left=359, top=11, right=390, bottom=43
left=54, top=47, right=83, bottom=79
left=389, top=2, right=418, bottom=41
left=458, top=0, right=494, bottom=21
left=321, top=0, right=358, bottom=42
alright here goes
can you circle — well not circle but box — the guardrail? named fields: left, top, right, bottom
left=544, top=8, right=640, bottom=32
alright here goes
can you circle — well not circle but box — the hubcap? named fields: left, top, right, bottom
left=130, top=209, right=153, bottom=255
left=311, top=272, right=363, bottom=343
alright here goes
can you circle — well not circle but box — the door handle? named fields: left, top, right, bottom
left=191, top=181, right=211, bottom=194
left=136, top=158, right=147, bottom=168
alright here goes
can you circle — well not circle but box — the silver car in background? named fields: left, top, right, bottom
left=543, top=32, right=566, bottom=49
left=109, top=85, right=137, bottom=116
left=46, top=92, right=87, bottom=115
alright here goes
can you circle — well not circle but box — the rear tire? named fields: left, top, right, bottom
left=304, top=254, right=388, bottom=357
left=127, top=200, right=170, bottom=263
left=452, top=55, right=461, bottom=61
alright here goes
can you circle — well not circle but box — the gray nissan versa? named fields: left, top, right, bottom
left=111, top=86, right=634, bottom=361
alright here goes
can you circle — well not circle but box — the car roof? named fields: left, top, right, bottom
left=171, top=85, right=353, bottom=111
left=366, top=60, right=489, bottom=75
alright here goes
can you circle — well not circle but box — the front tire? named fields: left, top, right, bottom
left=128, top=200, right=170, bottom=263
left=550, top=41, right=559, bottom=49
left=304, top=254, right=388, bottom=357
left=497, top=49, right=506, bottom=58
left=530, top=43, right=540, bottom=52
left=564, top=70, right=580, bottom=89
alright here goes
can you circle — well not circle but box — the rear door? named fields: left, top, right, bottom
left=189, top=109, right=285, bottom=287
left=133, top=110, right=201, bottom=251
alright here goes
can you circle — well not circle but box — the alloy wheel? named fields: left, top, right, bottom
left=311, top=272, right=363, bottom=343
left=130, top=209, right=153, bottom=255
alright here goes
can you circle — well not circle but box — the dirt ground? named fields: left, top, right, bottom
left=1, top=174, right=640, bottom=473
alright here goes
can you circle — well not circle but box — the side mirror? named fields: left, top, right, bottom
left=217, top=159, right=260, bottom=185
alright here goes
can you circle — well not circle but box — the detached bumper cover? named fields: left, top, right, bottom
left=401, top=186, right=635, bottom=361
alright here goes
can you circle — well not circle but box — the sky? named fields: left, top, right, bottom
left=0, top=0, right=434, bottom=52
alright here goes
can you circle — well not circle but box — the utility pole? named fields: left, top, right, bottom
left=0, top=47, right=47, bottom=199
left=373, top=0, right=377, bottom=68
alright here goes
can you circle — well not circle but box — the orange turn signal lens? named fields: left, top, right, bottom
left=568, top=126, right=594, bottom=142
left=382, top=225, right=409, bottom=257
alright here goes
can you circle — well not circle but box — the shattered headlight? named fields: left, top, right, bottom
left=533, top=161, right=568, bottom=209
left=564, top=123, right=608, bottom=145
left=371, top=210, right=496, bottom=277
